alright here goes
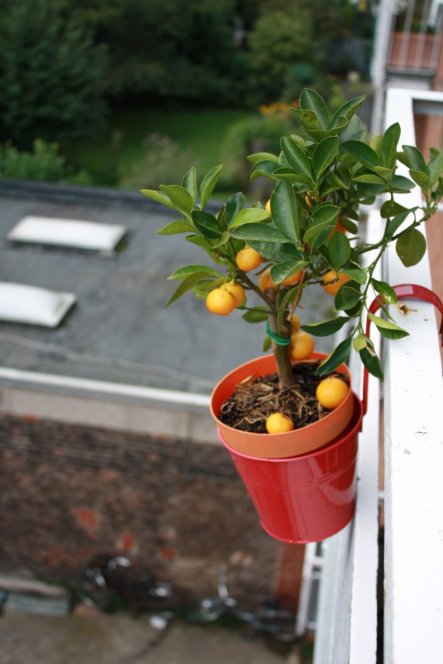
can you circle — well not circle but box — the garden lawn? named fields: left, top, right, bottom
left=66, top=108, right=252, bottom=189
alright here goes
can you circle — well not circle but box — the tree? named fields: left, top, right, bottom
left=70, top=0, right=249, bottom=105
left=247, top=7, right=315, bottom=102
left=0, top=0, right=108, bottom=148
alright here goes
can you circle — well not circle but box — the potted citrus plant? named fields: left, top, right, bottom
left=142, top=89, right=443, bottom=542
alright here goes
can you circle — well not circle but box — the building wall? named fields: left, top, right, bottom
left=0, top=412, right=282, bottom=607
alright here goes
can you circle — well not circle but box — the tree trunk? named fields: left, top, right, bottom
left=268, top=308, right=295, bottom=389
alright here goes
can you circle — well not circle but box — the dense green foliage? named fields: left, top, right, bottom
left=142, top=88, right=443, bottom=384
left=0, top=0, right=108, bottom=148
left=0, top=140, right=92, bottom=185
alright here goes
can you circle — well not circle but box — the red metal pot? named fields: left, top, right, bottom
left=219, top=395, right=362, bottom=543
left=216, top=284, right=443, bottom=543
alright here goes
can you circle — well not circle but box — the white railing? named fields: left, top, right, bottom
left=312, top=88, right=443, bottom=663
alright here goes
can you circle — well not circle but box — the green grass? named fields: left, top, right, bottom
left=66, top=108, right=252, bottom=188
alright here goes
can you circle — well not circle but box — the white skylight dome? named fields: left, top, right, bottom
left=0, top=283, right=76, bottom=328
left=7, top=216, right=127, bottom=252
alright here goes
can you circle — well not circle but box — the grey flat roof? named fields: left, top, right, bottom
left=0, top=183, right=333, bottom=395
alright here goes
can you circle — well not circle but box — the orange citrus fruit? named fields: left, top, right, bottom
left=224, top=281, right=245, bottom=307
left=235, top=247, right=262, bottom=272
left=266, top=412, right=294, bottom=434
left=290, top=331, right=315, bottom=361
left=322, top=270, right=352, bottom=296
left=259, top=267, right=276, bottom=291
left=282, top=269, right=304, bottom=287
left=206, top=288, right=236, bottom=316
left=265, top=199, right=271, bottom=215
left=316, top=377, right=349, bottom=409
left=290, top=313, right=301, bottom=333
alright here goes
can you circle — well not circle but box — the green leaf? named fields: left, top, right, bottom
left=192, top=211, right=222, bottom=239
left=371, top=279, right=398, bottom=304
left=263, top=335, right=272, bottom=352
left=312, top=136, right=339, bottom=180
left=331, top=95, right=366, bottom=126
left=166, top=273, right=209, bottom=306
left=379, top=122, right=401, bottom=168
left=342, top=141, right=380, bottom=169
left=270, top=260, right=307, bottom=285
left=396, top=227, right=427, bottom=267
left=428, top=150, right=443, bottom=187
left=342, top=266, right=367, bottom=285
left=159, top=185, right=194, bottom=215
left=328, top=232, right=351, bottom=269
left=380, top=200, right=408, bottom=218
left=270, top=180, right=300, bottom=243
left=391, top=175, right=416, bottom=192
left=140, top=188, right=175, bottom=210
left=226, top=192, right=246, bottom=224
left=247, top=241, right=301, bottom=263
left=373, top=165, right=395, bottom=179
left=409, top=169, right=430, bottom=189
left=230, top=207, right=270, bottom=229
left=384, top=210, right=410, bottom=239
left=247, top=152, right=280, bottom=165
left=212, top=231, right=231, bottom=248
left=335, top=281, right=361, bottom=311
left=402, top=145, right=428, bottom=173
left=157, top=220, right=194, bottom=235
left=292, top=108, right=321, bottom=132
left=280, top=137, right=312, bottom=181
left=303, top=204, right=339, bottom=248
left=339, top=217, right=359, bottom=234
left=250, top=160, right=279, bottom=181
left=242, top=306, right=269, bottom=323
left=316, top=337, right=352, bottom=376
left=273, top=168, right=312, bottom=184
left=300, top=88, right=330, bottom=129
left=182, top=167, right=198, bottom=201
left=301, top=316, right=350, bottom=337
left=353, top=173, right=386, bottom=185
left=402, top=145, right=427, bottom=172
left=231, top=223, right=288, bottom=243
left=359, top=345, right=383, bottom=380
left=168, top=264, right=220, bottom=280
left=354, top=333, right=368, bottom=352
left=200, top=165, right=223, bottom=208
left=368, top=313, right=409, bottom=340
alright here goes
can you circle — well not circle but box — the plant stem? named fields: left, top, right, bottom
left=267, top=290, right=294, bottom=388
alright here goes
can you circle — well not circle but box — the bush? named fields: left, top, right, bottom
left=0, top=0, right=108, bottom=148
left=0, top=140, right=92, bottom=185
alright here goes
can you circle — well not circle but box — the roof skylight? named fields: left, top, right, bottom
left=7, top=215, right=127, bottom=252
left=0, top=283, right=76, bottom=328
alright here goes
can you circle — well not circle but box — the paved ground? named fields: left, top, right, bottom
left=0, top=606, right=306, bottom=664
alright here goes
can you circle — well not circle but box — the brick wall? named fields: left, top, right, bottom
left=0, top=413, right=282, bottom=606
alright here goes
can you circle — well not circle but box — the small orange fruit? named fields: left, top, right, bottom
left=266, top=412, right=294, bottom=434
left=290, top=313, right=302, bottom=333
left=290, top=331, right=315, bottom=361
left=282, top=269, right=304, bottom=287
left=259, top=267, right=276, bottom=291
left=206, top=288, right=236, bottom=316
left=224, top=281, right=245, bottom=307
left=322, top=270, right=352, bottom=296
left=316, top=377, right=349, bottom=409
left=235, top=246, right=263, bottom=272
left=265, top=199, right=271, bottom=215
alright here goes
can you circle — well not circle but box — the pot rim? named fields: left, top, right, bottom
left=210, top=351, right=353, bottom=443
left=218, top=393, right=362, bottom=462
